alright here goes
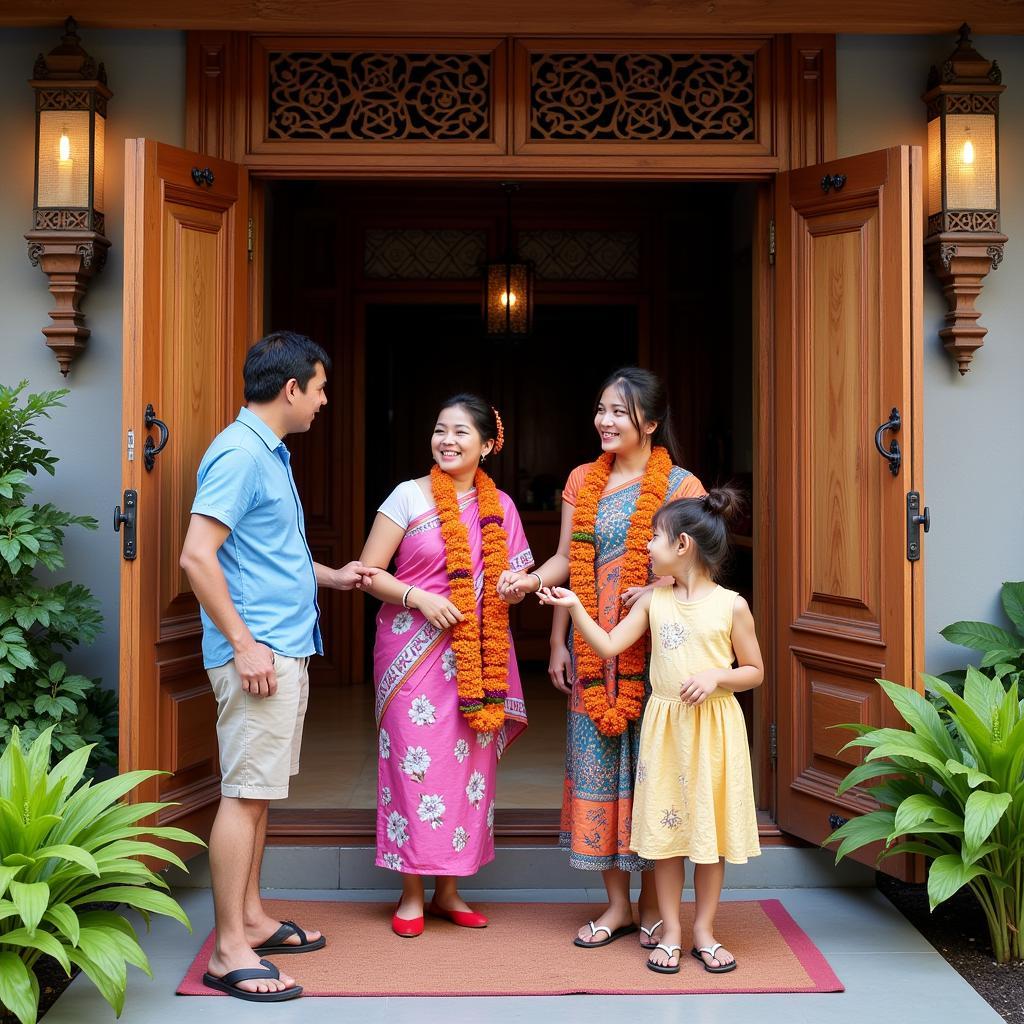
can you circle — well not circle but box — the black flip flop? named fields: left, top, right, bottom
left=573, top=921, right=639, bottom=948
left=202, top=958, right=303, bottom=1001
left=691, top=943, right=737, bottom=973
left=646, top=943, right=682, bottom=974
left=253, top=919, right=327, bottom=956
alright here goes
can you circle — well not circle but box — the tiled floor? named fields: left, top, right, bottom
left=283, top=672, right=567, bottom=809
left=43, top=886, right=1003, bottom=1024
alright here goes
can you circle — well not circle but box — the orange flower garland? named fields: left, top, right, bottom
left=431, top=464, right=511, bottom=733
left=569, top=446, right=672, bottom=736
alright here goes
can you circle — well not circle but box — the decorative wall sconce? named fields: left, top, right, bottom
left=483, top=184, right=534, bottom=338
left=24, top=17, right=111, bottom=376
left=923, top=23, right=1006, bottom=375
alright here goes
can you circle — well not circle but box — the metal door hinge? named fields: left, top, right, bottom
left=113, top=489, right=137, bottom=561
left=906, top=491, right=931, bottom=561
left=768, top=218, right=775, bottom=265
left=247, top=217, right=254, bottom=263
left=769, top=722, right=777, bottom=768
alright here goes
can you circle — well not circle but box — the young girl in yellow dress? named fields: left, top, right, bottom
left=539, top=487, right=763, bottom=976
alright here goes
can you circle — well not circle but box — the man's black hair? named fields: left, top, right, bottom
left=243, top=330, right=331, bottom=403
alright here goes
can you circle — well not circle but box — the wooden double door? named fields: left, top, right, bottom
left=119, top=139, right=924, bottom=862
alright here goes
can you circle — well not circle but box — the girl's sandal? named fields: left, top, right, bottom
left=646, top=943, right=682, bottom=974
left=691, top=942, right=737, bottom=973
left=573, top=921, right=639, bottom=948
left=639, top=919, right=664, bottom=949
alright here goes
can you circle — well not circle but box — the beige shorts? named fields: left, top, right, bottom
left=207, top=654, right=310, bottom=800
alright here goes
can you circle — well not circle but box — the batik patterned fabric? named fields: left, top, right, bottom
left=375, top=486, right=531, bottom=876
left=559, top=463, right=704, bottom=872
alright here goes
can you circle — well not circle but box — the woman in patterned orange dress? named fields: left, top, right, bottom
left=499, top=367, right=704, bottom=948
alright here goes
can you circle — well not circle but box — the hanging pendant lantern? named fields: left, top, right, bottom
left=483, top=184, right=533, bottom=338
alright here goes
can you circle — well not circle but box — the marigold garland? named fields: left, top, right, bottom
left=431, top=464, right=511, bottom=733
left=569, top=446, right=673, bottom=736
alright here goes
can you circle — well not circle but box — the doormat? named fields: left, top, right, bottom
left=177, top=899, right=843, bottom=997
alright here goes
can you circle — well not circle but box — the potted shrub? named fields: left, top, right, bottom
left=0, top=382, right=117, bottom=767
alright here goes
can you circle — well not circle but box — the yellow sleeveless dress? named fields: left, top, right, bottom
left=629, top=585, right=761, bottom=863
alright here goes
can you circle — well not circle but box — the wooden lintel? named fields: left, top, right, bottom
left=6, top=2, right=1024, bottom=34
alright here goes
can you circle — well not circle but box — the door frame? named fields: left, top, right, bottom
left=183, top=30, right=836, bottom=841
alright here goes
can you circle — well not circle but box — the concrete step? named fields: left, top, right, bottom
left=169, top=844, right=873, bottom=890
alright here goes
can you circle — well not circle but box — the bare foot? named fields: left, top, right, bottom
left=575, top=905, right=633, bottom=945
left=208, top=947, right=296, bottom=994
left=394, top=893, right=425, bottom=920
left=693, top=937, right=736, bottom=969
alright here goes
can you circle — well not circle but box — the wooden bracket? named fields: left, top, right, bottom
left=24, top=230, right=110, bottom=376
left=925, top=231, right=1006, bottom=375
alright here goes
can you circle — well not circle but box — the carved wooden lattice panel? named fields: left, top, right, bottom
left=518, top=230, right=640, bottom=279
left=267, top=51, right=492, bottom=141
left=364, top=228, right=487, bottom=278
left=529, top=52, right=756, bottom=142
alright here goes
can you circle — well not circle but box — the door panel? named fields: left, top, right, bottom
left=774, top=146, right=924, bottom=870
left=120, top=140, right=248, bottom=847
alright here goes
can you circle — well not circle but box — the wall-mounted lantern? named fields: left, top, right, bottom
left=923, top=23, right=1006, bottom=375
left=24, top=17, right=111, bottom=376
left=483, top=184, right=534, bottom=338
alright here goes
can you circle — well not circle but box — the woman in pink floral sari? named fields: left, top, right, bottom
left=359, top=394, right=531, bottom=937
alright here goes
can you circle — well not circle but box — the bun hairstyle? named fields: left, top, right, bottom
left=596, top=366, right=682, bottom=465
left=439, top=393, right=504, bottom=455
left=652, top=485, right=746, bottom=580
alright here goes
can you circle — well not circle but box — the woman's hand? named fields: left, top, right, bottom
left=497, top=569, right=539, bottom=602
left=620, top=584, right=651, bottom=609
left=537, top=586, right=581, bottom=609
left=548, top=639, right=574, bottom=695
left=680, top=669, right=722, bottom=706
left=408, top=589, right=465, bottom=630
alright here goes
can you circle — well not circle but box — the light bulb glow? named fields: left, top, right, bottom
left=963, top=138, right=975, bottom=165
left=500, top=291, right=517, bottom=307
left=58, top=133, right=71, bottom=162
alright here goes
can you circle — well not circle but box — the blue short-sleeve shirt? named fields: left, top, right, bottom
left=191, top=407, right=323, bottom=669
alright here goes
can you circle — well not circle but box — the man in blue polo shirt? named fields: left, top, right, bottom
left=180, top=331, right=377, bottom=1002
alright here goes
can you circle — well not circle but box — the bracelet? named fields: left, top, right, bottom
left=402, top=585, right=415, bottom=608
left=530, top=571, right=544, bottom=591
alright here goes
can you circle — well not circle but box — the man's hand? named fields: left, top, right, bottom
left=333, top=561, right=381, bottom=591
left=234, top=640, right=278, bottom=698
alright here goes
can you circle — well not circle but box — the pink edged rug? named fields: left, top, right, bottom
left=177, top=898, right=843, bottom=997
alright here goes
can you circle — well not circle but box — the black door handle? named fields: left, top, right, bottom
left=113, top=489, right=137, bottom=560
left=144, top=404, right=169, bottom=471
left=874, top=407, right=901, bottom=476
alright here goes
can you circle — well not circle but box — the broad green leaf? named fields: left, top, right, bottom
left=980, top=648, right=1024, bottom=668
left=927, top=854, right=988, bottom=910
left=965, top=665, right=1010, bottom=726
left=69, top=886, right=192, bottom=930
left=33, top=843, right=99, bottom=876
left=1000, top=581, right=1024, bottom=635
left=43, top=902, right=80, bottom=946
left=878, top=678, right=957, bottom=757
left=836, top=760, right=907, bottom=796
left=0, top=926, right=71, bottom=972
left=876, top=840, right=946, bottom=863
left=65, top=947, right=125, bottom=1017
left=0, top=951, right=39, bottom=1024
left=963, top=790, right=1012, bottom=851
left=941, top=620, right=1021, bottom=653
left=8, top=880, right=48, bottom=934
left=824, top=809, right=896, bottom=863
left=893, top=794, right=963, bottom=835
left=945, top=760, right=996, bottom=788
left=0, top=865, right=23, bottom=899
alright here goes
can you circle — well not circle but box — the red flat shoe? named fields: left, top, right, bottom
left=427, top=902, right=489, bottom=928
left=392, top=907, right=424, bottom=938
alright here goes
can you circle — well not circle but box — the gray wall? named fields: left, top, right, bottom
left=0, top=29, right=185, bottom=689
left=837, top=36, right=1024, bottom=672
left=0, top=28, right=1019, bottom=691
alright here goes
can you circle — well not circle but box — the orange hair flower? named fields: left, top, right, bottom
left=569, top=446, right=672, bottom=736
left=491, top=407, right=505, bottom=454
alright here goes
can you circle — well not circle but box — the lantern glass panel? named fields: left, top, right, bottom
left=37, top=109, right=90, bottom=208
left=945, top=113, right=997, bottom=210
left=927, top=116, right=942, bottom=216
left=93, top=111, right=105, bottom=212
left=486, top=263, right=530, bottom=335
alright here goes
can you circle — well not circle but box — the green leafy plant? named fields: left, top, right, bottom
left=825, top=672, right=1024, bottom=963
left=0, top=727, right=203, bottom=1023
left=0, top=382, right=115, bottom=767
left=935, top=580, right=1024, bottom=698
